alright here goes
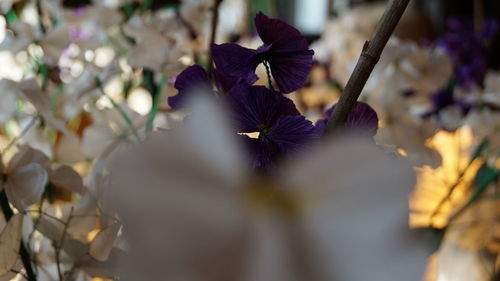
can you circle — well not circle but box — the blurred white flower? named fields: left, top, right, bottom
left=0, top=86, right=16, bottom=124
left=81, top=104, right=145, bottom=158
left=107, top=96, right=433, bottom=281
left=123, top=14, right=191, bottom=73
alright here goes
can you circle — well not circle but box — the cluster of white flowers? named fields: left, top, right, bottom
left=0, top=0, right=249, bottom=280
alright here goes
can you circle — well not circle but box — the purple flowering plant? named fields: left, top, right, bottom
left=409, top=17, right=499, bottom=130
left=168, top=12, right=379, bottom=170
left=437, top=17, right=498, bottom=89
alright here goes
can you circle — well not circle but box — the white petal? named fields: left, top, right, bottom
left=56, top=132, right=86, bottom=165
left=281, top=136, right=431, bottom=281
left=5, top=163, right=48, bottom=211
left=22, top=124, right=52, bottom=159
left=0, top=214, right=23, bottom=276
left=7, top=145, right=50, bottom=173
left=89, top=223, right=121, bottom=262
left=0, top=90, right=16, bottom=124
left=107, top=96, right=248, bottom=281
left=50, top=165, right=86, bottom=195
left=81, top=124, right=116, bottom=159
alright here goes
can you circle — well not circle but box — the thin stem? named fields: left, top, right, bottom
left=2, top=116, right=39, bottom=154
left=263, top=61, right=274, bottom=90
left=35, top=0, right=46, bottom=35
left=0, top=191, right=38, bottom=281
left=94, top=77, right=140, bottom=140
left=146, top=74, right=167, bottom=132
left=324, top=0, right=411, bottom=135
left=207, top=0, right=223, bottom=77
left=428, top=168, right=469, bottom=228
left=55, top=207, right=73, bottom=281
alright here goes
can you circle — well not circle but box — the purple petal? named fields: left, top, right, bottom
left=265, top=115, right=318, bottom=154
left=254, top=12, right=309, bottom=52
left=174, top=65, right=210, bottom=92
left=430, top=88, right=455, bottom=112
left=213, top=68, right=253, bottom=94
left=211, top=43, right=261, bottom=83
left=316, top=102, right=379, bottom=136
left=268, top=50, right=314, bottom=93
left=239, top=135, right=276, bottom=171
left=168, top=65, right=212, bottom=109
left=225, top=84, right=299, bottom=132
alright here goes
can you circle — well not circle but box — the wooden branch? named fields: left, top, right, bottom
left=474, top=0, right=484, bottom=32
left=324, top=0, right=411, bottom=135
left=0, top=191, right=38, bottom=281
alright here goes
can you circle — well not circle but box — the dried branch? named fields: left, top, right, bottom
left=0, top=191, right=38, bottom=281
left=474, top=0, right=484, bottom=32
left=324, top=0, right=411, bottom=135
left=54, top=207, right=74, bottom=281
left=207, top=0, right=223, bottom=77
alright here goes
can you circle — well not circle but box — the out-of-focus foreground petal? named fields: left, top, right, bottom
left=280, top=135, right=433, bottom=281
left=107, top=96, right=249, bottom=281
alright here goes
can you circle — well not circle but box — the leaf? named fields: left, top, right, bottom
left=0, top=214, right=23, bottom=276
left=50, top=165, right=86, bottom=195
left=89, top=223, right=121, bottom=262
left=5, top=163, right=48, bottom=211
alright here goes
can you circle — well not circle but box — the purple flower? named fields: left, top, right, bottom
left=168, top=65, right=214, bottom=110
left=227, top=84, right=318, bottom=170
left=315, top=102, right=379, bottom=137
left=168, top=65, right=245, bottom=109
left=211, top=12, right=314, bottom=93
left=437, top=17, right=498, bottom=88
left=424, top=88, right=471, bottom=119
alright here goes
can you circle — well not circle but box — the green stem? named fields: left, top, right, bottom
left=94, top=77, right=140, bottom=140
left=0, top=190, right=38, bottom=281
left=146, top=74, right=167, bottom=132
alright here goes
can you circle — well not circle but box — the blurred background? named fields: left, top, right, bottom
left=0, top=0, right=499, bottom=281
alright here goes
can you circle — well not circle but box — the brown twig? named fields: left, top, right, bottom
left=0, top=190, right=38, bottom=281
left=474, top=0, right=484, bottom=32
left=324, top=0, right=411, bottom=135
left=54, top=207, right=73, bottom=281
left=207, top=0, right=223, bottom=77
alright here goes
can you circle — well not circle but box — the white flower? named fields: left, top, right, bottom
left=0, top=85, right=17, bottom=124
left=107, top=96, right=432, bottom=281
left=123, top=15, right=191, bottom=72
left=1, top=146, right=49, bottom=211
left=81, top=104, right=146, bottom=158
left=482, top=70, right=500, bottom=107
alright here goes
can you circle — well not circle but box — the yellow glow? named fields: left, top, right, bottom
left=85, top=50, right=95, bottom=62
left=94, top=46, right=115, bottom=67
left=409, top=127, right=481, bottom=229
left=396, top=148, right=408, bottom=157
left=87, top=229, right=101, bottom=242
left=178, top=55, right=194, bottom=66
left=239, top=132, right=259, bottom=139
